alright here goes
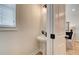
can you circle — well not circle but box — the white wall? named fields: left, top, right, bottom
left=0, top=4, right=41, bottom=54
left=66, top=4, right=79, bottom=40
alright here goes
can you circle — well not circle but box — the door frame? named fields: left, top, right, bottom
left=46, top=4, right=54, bottom=55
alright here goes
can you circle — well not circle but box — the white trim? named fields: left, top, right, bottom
left=0, top=27, right=17, bottom=31
left=46, top=4, right=53, bottom=55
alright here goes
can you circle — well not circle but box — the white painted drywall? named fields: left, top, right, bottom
left=66, top=4, right=79, bottom=40
left=0, top=4, right=41, bottom=54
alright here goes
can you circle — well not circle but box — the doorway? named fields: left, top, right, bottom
left=66, top=4, right=79, bottom=55
left=41, top=4, right=79, bottom=55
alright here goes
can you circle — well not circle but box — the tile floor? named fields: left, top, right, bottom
left=67, top=41, right=79, bottom=55
left=36, top=41, right=79, bottom=55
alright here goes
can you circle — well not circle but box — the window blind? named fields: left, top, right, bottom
left=0, top=4, right=16, bottom=27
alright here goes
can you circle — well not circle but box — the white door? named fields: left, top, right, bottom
left=47, top=4, right=66, bottom=55
left=53, top=4, right=66, bottom=54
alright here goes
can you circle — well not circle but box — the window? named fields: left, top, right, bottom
left=0, top=4, right=16, bottom=27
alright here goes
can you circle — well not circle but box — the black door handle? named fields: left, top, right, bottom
left=50, top=34, right=55, bottom=39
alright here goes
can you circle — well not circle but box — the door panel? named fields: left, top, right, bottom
left=53, top=4, right=66, bottom=54
left=47, top=4, right=66, bottom=55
